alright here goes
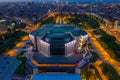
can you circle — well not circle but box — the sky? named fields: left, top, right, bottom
left=0, top=0, right=119, bottom=2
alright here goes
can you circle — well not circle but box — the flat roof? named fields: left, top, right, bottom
left=32, top=53, right=82, bottom=64
left=30, top=24, right=87, bottom=37
left=42, top=33, right=74, bottom=44
left=32, top=73, right=81, bottom=80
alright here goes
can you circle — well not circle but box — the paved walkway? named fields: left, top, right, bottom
left=94, top=60, right=108, bottom=80
left=0, top=36, right=28, bottom=80
left=0, top=56, right=21, bottom=80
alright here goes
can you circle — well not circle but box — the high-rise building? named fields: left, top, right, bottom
left=115, top=20, right=120, bottom=29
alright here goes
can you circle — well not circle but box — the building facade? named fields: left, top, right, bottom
left=29, top=24, right=88, bottom=56
left=26, top=24, right=91, bottom=74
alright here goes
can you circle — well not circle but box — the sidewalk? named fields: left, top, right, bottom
left=94, top=60, right=108, bottom=80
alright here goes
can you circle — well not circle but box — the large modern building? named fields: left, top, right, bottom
left=26, top=24, right=91, bottom=74
left=29, top=24, right=88, bottom=56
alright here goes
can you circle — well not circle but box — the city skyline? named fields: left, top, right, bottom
left=0, top=1, right=120, bottom=80
left=0, top=0, right=120, bottom=2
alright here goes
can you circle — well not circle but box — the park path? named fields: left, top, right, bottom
left=94, top=60, right=108, bottom=80
left=0, top=37, right=27, bottom=80
left=88, top=32, right=120, bottom=76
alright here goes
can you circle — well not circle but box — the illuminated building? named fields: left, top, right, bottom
left=115, top=20, right=120, bottom=29
left=26, top=24, right=91, bottom=74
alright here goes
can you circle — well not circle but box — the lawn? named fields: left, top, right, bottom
left=80, top=65, right=102, bottom=80
left=90, top=65, right=102, bottom=80
left=92, top=29, right=120, bottom=61
left=100, top=63, right=120, bottom=80
left=17, top=51, right=26, bottom=60
left=0, top=31, right=27, bottom=55
left=15, top=51, right=27, bottom=75
left=91, top=52, right=100, bottom=62
left=14, top=62, right=26, bottom=75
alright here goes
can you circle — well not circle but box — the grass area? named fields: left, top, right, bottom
left=80, top=65, right=102, bottom=80
left=40, top=16, right=55, bottom=25
left=80, top=67, right=93, bottom=80
left=17, top=51, right=26, bottom=60
left=0, top=31, right=27, bottom=55
left=92, top=29, right=120, bottom=61
left=66, top=14, right=99, bottom=28
left=35, top=16, right=56, bottom=27
left=15, top=51, right=26, bottom=75
left=100, top=63, right=120, bottom=80
left=90, top=65, right=102, bottom=80
left=78, top=23, right=93, bottom=30
left=88, top=43, right=93, bottom=49
left=14, top=62, right=26, bottom=75
left=91, top=52, right=100, bottom=62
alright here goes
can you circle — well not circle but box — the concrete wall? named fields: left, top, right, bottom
left=29, top=34, right=36, bottom=50
left=65, top=40, right=76, bottom=56
left=39, top=39, right=50, bottom=56
left=81, top=35, right=88, bottom=44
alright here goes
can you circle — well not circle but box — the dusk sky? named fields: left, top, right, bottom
left=0, top=0, right=119, bottom=2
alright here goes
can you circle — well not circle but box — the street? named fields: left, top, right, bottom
left=88, top=32, right=120, bottom=75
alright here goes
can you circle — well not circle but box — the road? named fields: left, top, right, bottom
left=55, top=15, right=69, bottom=24
left=88, top=32, right=120, bottom=76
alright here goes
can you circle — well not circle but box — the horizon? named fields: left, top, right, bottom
left=0, top=0, right=120, bottom=3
